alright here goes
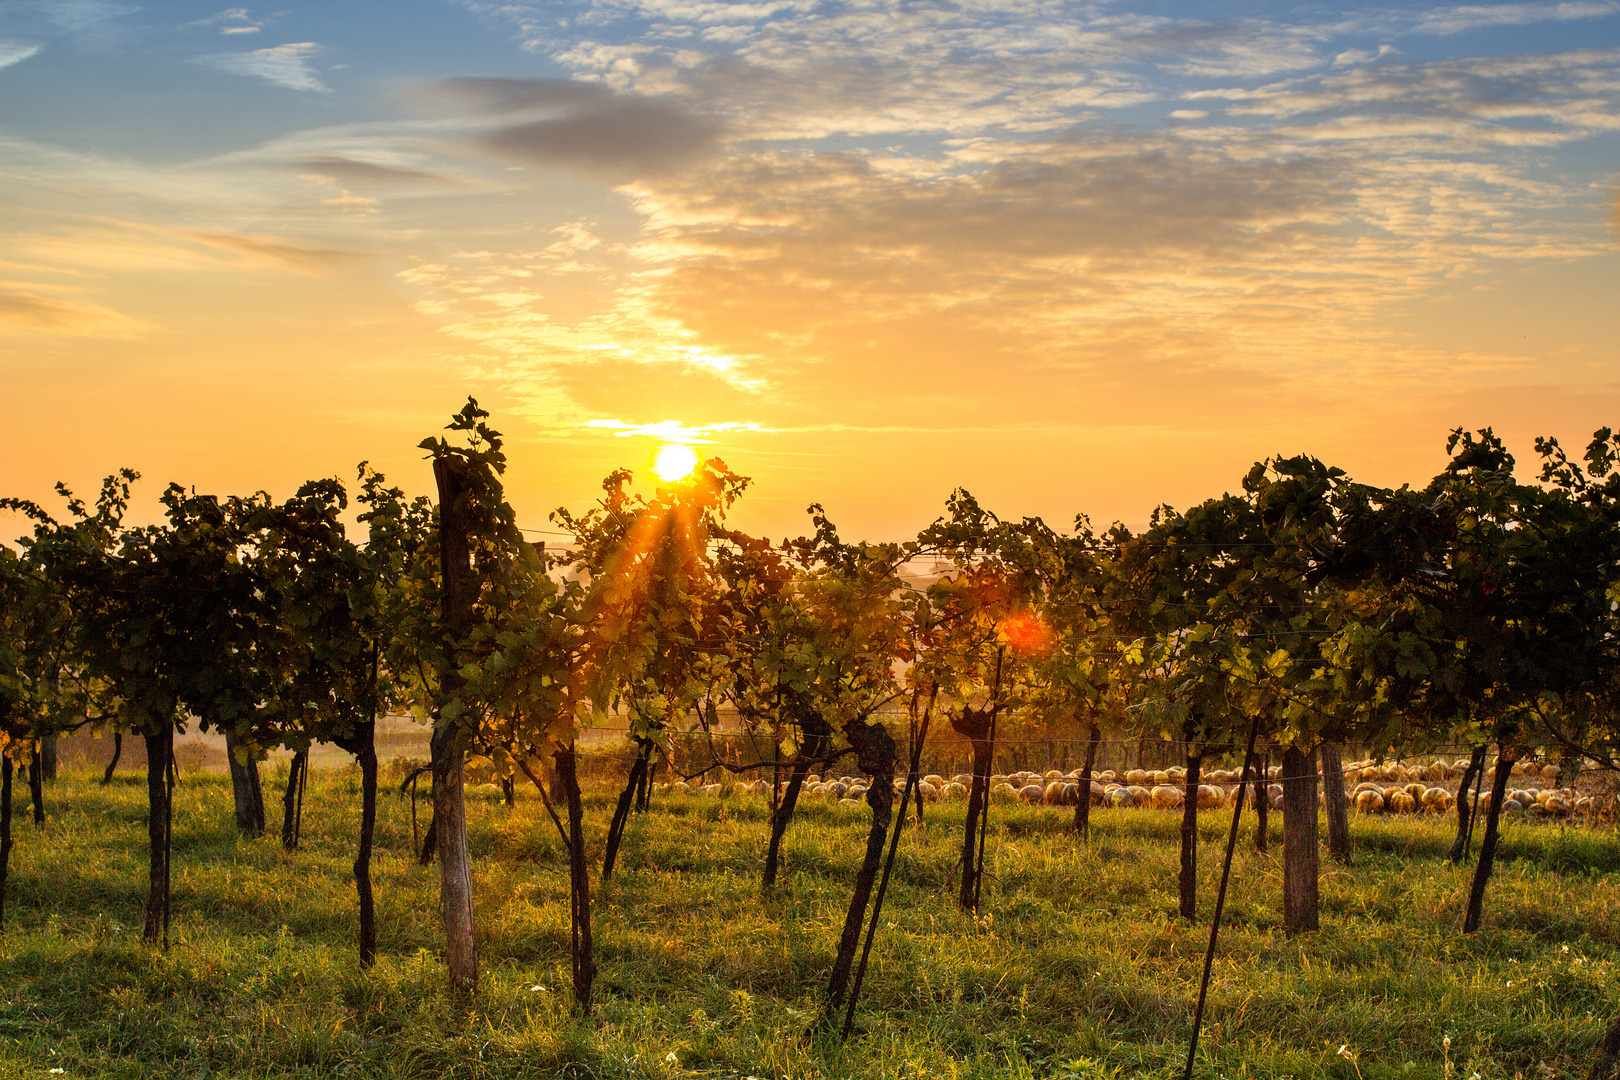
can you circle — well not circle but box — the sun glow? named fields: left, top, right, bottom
left=653, top=443, right=700, bottom=483
left=999, top=611, right=1052, bottom=656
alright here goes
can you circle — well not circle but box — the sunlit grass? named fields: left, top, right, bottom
left=2, top=769, right=1618, bottom=1078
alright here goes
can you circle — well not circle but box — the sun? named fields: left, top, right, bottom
left=653, top=443, right=700, bottom=483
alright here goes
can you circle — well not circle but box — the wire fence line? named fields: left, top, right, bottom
left=631, top=727, right=1499, bottom=788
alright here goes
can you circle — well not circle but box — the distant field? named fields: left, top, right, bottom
left=48, top=714, right=838, bottom=777
left=2, top=770, right=1619, bottom=1079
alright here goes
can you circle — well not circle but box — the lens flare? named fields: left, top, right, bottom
left=653, top=443, right=700, bottom=482
left=999, top=611, right=1051, bottom=655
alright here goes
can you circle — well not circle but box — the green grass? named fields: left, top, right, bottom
left=2, top=769, right=1619, bottom=1079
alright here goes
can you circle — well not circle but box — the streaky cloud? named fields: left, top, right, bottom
left=184, top=7, right=266, bottom=34
left=183, top=229, right=369, bottom=273
left=585, top=418, right=769, bottom=442
left=0, top=288, right=152, bottom=338
left=41, top=0, right=132, bottom=33
left=196, top=42, right=331, bottom=92
left=0, top=40, right=42, bottom=68
left=289, top=153, right=474, bottom=187
left=423, top=75, right=613, bottom=115
left=421, top=76, right=726, bottom=180
left=1414, top=0, right=1620, bottom=35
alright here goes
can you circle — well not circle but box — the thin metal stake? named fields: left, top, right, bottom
left=1464, top=755, right=1485, bottom=861
left=163, top=731, right=174, bottom=952
left=294, top=751, right=308, bottom=848
left=410, top=772, right=420, bottom=854
left=1183, top=718, right=1259, bottom=1080
left=973, top=706, right=998, bottom=911
left=842, top=685, right=936, bottom=1039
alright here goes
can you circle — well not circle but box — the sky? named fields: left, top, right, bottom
left=2, top=0, right=1618, bottom=543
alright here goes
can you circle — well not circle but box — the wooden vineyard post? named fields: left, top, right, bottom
left=1320, top=740, right=1350, bottom=866
left=1280, top=744, right=1319, bottom=936
left=1179, top=725, right=1202, bottom=922
left=1073, top=721, right=1101, bottom=838
left=141, top=725, right=174, bottom=945
left=432, top=454, right=479, bottom=998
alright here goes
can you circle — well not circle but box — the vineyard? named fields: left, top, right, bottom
left=4, top=401, right=1620, bottom=1078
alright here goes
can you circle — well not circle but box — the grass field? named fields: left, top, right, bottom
left=2, top=767, right=1619, bottom=1079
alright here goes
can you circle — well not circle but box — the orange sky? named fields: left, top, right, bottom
left=3, top=1, right=1618, bottom=542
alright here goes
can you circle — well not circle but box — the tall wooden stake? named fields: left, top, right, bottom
left=431, top=455, right=479, bottom=997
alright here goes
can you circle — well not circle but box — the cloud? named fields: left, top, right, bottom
left=184, top=7, right=265, bottom=34
left=413, top=87, right=1614, bottom=432
left=288, top=153, right=472, bottom=186
left=0, top=288, right=152, bottom=338
left=0, top=41, right=42, bottom=68
left=0, top=0, right=134, bottom=63
left=10, top=217, right=370, bottom=276
left=182, top=229, right=369, bottom=273
left=318, top=190, right=379, bottom=212
left=36, top=0, right=134, bottom=34
left=414, top=1, right=1620, bottom=444
left=196, top=42, right=331, bottom=92
left=1413, top=0, right=1620, bottom=35
left=585, top=418, right=768, bottom=442
left=422, top=75, right=610, bottom=115
left=0, top=132, right=485, bottom=244
left=420, top=76, right=725, bottom=180
left=1187, top=49, right=1620, bottom=151
left=9, top=0, right=1611, bottom=478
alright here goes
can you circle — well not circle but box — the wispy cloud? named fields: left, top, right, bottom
left=196, top=42, right=331, bottom=92
left=1189, top=49, right=1620, bottom=150
left=0, top=41, right=42, bottom=68
left=0, top=288, right=152, bottom=338
left=0, top=0, right=135, bottom=63
left=318, top=189, right=379, bottom=213
left=9, top=217, right=370, bottom=276
left=32, top=0, right=136, bottom=35
left=184, top=7, right=266, bottom=35
left=1413, top=0, right=1620, bottom=35
left=287, top=152, right=473, bottom=186
left=584, top=419, right=768, bottom=441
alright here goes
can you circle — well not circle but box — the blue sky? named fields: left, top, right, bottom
left=2, top=0, right=1618, bottom=536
